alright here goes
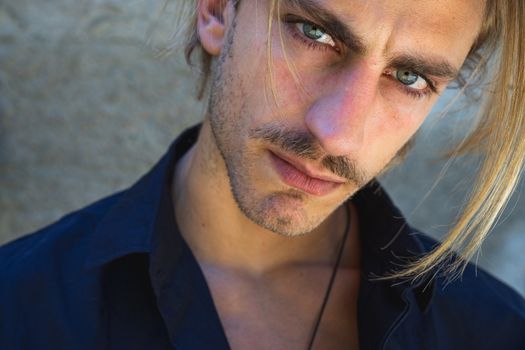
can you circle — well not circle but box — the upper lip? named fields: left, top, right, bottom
left=269, top=149, right=347, bottom=184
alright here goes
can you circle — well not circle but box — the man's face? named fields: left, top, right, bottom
left=206, top=0, right=484, bottom=236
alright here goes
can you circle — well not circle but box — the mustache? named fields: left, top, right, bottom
left=251, top=126, right=369, bottom=186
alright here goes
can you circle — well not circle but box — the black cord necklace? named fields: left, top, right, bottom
left=306, top=208, right=351, bottom=350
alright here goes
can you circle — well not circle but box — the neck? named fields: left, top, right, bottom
left=172, top=121, right=360, bottom=276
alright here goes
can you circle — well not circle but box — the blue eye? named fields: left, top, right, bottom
left=394, top=70, right=428, bottom=90
left=296, top=22, right=336, bottom=47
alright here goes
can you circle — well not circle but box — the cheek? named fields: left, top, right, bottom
left=263, top=23, right=340, bottom=109
left=361, top=101, right=430, bottom=168
left=265, top=53, right=308, bottom=107
left=243, top=58, right=311, bottom=127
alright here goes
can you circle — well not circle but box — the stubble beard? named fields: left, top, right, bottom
left=205, top=14, right=402, bottom=237
left=206, top=21, right=330, bottom=237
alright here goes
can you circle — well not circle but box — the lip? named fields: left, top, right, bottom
left=269, top=151, right=344, bottom=196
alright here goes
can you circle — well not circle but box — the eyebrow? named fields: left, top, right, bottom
left=282, top=0, right=367, bottom=54
left=281, top=0, right=461, bottom=81
left=388, top=54, right=460, bottom=80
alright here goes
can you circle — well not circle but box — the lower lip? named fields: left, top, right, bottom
left=269, top=152, right=341, bottom=196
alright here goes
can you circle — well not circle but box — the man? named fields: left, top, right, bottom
left=1, top=0, right=524, bottom=349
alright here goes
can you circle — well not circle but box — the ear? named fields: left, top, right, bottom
left=197, top=0, right=235, bottom=56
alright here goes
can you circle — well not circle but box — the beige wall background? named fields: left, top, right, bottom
left=1, top=0, right=524, bottom=296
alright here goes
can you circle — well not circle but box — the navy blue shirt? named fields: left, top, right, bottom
left=1, top=125, right=524, bottom=349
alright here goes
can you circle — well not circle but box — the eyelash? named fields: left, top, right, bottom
left=398, top=77, right=437, bottom=100
left=283, top=15, right=339, bottom=53
left=389, top=70, right=438, bottom=99
left=282, top=15, right=438, bottom=100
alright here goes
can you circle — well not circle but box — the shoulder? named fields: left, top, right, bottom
left=0, top=192, right=122, bottom=347
left=0, top=191, right=121, bottom=275
left=416, top=233, right=525, bottom=347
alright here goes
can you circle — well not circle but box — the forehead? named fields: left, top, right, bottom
left=279, top=0, right=485, bottom=67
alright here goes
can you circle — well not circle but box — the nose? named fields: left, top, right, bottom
left=304, top=61, right=377, bottom=156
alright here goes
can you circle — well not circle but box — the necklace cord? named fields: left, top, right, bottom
left=306, top=208, right=351, bottom=350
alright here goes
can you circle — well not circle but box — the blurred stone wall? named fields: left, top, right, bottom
left=1, top=0, right=523, bottom=296
left=0, top=0, right=204, bottom=241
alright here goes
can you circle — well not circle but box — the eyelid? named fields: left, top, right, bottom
left=387, top=68, right=438, bottom=93
left=295, top=22, right=337, bottom=47
left=404, top=70, right=437, bottom=92
left=283, top=14, right=325, bottom=29
left=283, top=14, right=341, bottom=51
left=383, top=68, right=438, bottom=100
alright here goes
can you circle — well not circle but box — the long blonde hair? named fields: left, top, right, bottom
left=165, top=0, right=525, bottom=282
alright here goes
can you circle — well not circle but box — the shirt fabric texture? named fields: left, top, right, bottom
left=1, top=124, right=524, bottom=349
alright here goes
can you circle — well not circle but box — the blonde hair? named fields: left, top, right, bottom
left=167, top=0, right=525, bottom=282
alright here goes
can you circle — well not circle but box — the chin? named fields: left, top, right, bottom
left=234, top=188, right=330, bottom=237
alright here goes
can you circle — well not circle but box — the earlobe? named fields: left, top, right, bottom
left=197, top=0, right=232, bottom=56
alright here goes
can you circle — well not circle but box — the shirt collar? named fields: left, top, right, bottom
left=84, top=124, right=201, bottom=269
left=353, top=180, right=432, bottom=283
left=84, top=124, right=231, bottom=348
left=352, top=181, right=436, bottom=349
